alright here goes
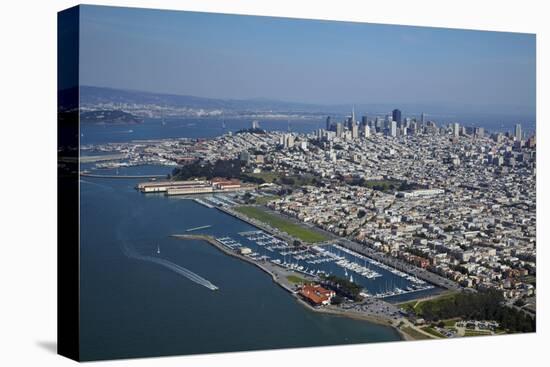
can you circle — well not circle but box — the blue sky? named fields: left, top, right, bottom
left=79, top=5, right=535, bottom=111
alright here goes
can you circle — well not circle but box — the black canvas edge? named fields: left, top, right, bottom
left=58, top=5, right=81, bottom=362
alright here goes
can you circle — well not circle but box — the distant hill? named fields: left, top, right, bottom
left=65, top=85, right=535, bottom=126
left=80, top=109, right=142, bottom=124
left=79, top=85, right=331, bottom=114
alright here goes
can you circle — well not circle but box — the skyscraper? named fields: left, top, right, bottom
left=352, top=124, right=359, bottom=139
left=283, top=134, right=294, bottom=148
left=515, top=123, right=522, bottom=141
left=363, top=125, right=370, bottom=138
left=361, top=115, right=368, bottom=126
left=392, top=109, right=402, bottom=126
left=452, top=123, right=460, bottom=137
left=336, top=122, right=343, bottom=138
left=420, top=112, right=425, bottom=125
left=390, top=120, right=397, bottom=137
left=326, top=116, right=332, bottom=131
left=346, top=117, right=354, bottom=130
left=474, top=127, right=485, bottom=139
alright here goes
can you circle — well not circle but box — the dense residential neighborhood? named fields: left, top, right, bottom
left=82, top=113, right=536, bottom=309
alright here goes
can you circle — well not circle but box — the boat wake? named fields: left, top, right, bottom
left=121, top=243, right=219, bottom=291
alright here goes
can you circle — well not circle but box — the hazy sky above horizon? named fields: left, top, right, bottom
left=79, top=5, right=536, bottom=111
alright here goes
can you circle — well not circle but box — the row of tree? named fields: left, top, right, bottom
left=171, top=159, right=243, bottom=180
left=321, top=275, right=363, bottom=301
left=417, top=290, right=535, bottom=333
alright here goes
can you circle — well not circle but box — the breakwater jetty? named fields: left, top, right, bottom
left=171, top=234, right=297, bottom=294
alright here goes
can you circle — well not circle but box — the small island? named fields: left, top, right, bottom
left=80, top=109, right=142, bottom=124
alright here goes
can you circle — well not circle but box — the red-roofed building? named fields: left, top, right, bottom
left=212, top=178, right=242, bottom=190
left=299, top=284, right=335, bottom=306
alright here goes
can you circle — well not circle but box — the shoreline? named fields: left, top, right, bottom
left=171, top=234, right=411, bottom=341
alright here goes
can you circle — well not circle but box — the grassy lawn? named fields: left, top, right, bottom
left=245, top=172, right=280, bottom=183
left=286, top=275, right=308, bottom=284
left=234, top=206, right=327, bottom=243
left=399, top=301, right=418, bottom=313
left=401, top=327, right=432, bottom=340
left=442, top=318, right=460, bottom=327
left=400, top=291, right=459, bottom=316
left=421, top=326, right=445, bottom=338
left=254, top=195, right=280, bottom=205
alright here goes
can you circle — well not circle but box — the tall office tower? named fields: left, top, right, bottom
left=474, top=127, right=485, bottom=138
left=347, top=117, right=354, bottom=130
left=326, top=116, right=332, bottom=131
left=363, top=124, right=370, bottom=138
left=368, top=120, right=376, bottom=130
left=352, top=124, right=359, bottom=139
left=361, top=115, right=368, bottom=126
left=527, top=134, right=536, bottom=148
left=392, top=109, right=402, bottom=126
left=452, top=122, right=460, bottom=137
left=390, top=120, right=397, bottom=137
left=336, top=122, right=343, bottom=138
left=408, top=122, right=415, bottom=135
left=285, top=134, right=295, bottom=148
left=317, top=128, right=323, bottom=140
left=252, top=120, right=260, bottom=129
left=420, top=112, right=425, bottom=125
left=351, top=105, right=356, bottom=125
left=376, top=117, right=384, bottom=132
left=515, top=123, right=523, bottom=141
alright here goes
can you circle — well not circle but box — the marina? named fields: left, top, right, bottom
left=215, top=229, right=437, bottom=300
left=193, top=194, right=239, bottom=209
